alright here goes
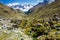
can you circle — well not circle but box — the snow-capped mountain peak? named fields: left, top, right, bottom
left=7, top=3, right=33, bottom=12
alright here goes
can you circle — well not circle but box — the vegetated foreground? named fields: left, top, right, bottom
left=0, top=14, right=60, bottom=40
left=0, top=0, right=60, bottom=40
left=0, top=17, right=33, bottom=40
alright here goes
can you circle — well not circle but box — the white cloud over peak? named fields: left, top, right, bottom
left=7, top=3, right=20, bottom=7
left=38, top=0, right=55, bottom=3
left=38, top=0, right=44, bottom=2
left=48, top=0, right=55, bottom=4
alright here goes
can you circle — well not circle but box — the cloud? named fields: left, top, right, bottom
left=37, top=0, right=55, bottom=3
left=38, top=0, right=44, bottom=2
left=7, top=3, right=20, bottom=7
left=48, top=0, right=55, bottom=4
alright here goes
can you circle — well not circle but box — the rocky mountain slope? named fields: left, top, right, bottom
left=27, top=0, right=60, bottom=19
left=0, top=3, right=26, bottom=19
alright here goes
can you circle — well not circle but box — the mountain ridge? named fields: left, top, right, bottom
left=27, top=0, right=60, bottom=18
left=0, top=3, right=26, bottom=19
left=7, top=3, right=33, bottom=12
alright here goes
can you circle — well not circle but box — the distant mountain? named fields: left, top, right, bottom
left=6, top=0, right=54, bottom=12
left=7, top=3, right=33, bottom=12
left=0, top=3, right=25, bottom=19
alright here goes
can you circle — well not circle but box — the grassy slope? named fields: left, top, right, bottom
left=28, top=0, right=60, bottom=19
left=0, top=3, right=26, bottom=19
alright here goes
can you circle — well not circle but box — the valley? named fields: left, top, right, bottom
left=0, top=0, right=60, bottom=40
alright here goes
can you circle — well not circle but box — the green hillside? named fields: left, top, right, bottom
left=28, top=0, right=60, bottom=19
left=0, top=3, right=26, bottom=19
